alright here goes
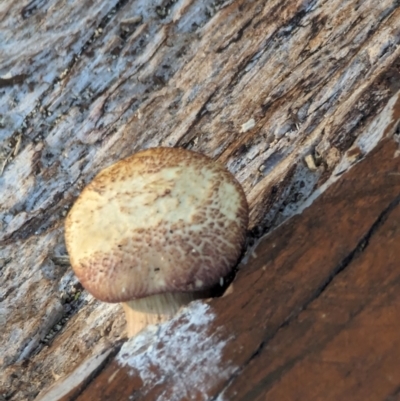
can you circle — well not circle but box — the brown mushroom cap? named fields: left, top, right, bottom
left=65, top=147, right=248, bottom=303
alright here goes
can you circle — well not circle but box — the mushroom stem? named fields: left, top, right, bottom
left=122, top=292, right=202, bottom=337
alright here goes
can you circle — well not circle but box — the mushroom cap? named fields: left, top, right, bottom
left=65, top=147, right=248, bottom=303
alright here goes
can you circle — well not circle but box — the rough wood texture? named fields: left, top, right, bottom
left=1, top=0, right=400, bottom=399
left=37, top=134, right=400, bottom=400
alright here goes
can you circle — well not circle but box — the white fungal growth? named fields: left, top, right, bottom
left=117, top=302, right=236, bottom=400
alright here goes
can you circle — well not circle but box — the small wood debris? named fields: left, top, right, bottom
left=0, top=151, right=12, bottom=176
left=0, top=132, right=21, bottom=176
left=305, top=154, right=317, bottom=171
left=120, top=16, right=143, bottom=32
left=241, top=118, right=255, bottom=133
left=0, top=73, right=27, bottom=88
left=325, top=147, right=341, bottom=168
left=347, top=145, right=364, bottom=164
left=52, top=255, right=71, bottom=266
left=13, top=135, right=22, bottom=157
left=59, top=68, right=69, bottom=80
left=94, top=28, right=103, bottom=37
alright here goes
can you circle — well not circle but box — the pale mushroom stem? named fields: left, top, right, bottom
left=122, top=292, right=202, bottom=337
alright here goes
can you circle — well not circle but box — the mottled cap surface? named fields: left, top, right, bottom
left=65, top=147, right=248, bottom=302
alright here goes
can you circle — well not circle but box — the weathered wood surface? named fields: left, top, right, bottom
left=37, top=134, right=400, bottom=401
left=1, top=0, right=400, bottom=399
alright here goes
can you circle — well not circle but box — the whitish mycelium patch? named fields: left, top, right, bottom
left=117, top=302, right=236, bottom=400
left=65, top=147, right=248, bottom=303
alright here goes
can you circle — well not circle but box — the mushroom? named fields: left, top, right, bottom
left=65, top=147, right=248, bottom=337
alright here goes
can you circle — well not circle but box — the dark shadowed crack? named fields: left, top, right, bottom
left=308, top=192, right=400, bottom=301
left=386, top=384, right=400, bottom=401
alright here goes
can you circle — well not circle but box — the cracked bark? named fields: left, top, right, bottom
left=1, top=0, right=400, bottom=400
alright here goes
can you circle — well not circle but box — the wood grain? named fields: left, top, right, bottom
left=1, top=0, right=400, bottom=399
left=42, top=136, right=400, bottom=401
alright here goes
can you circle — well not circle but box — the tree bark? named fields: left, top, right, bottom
left=0, top=0, right=399, bottom=399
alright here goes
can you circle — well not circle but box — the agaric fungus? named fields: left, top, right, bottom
left=65, top=147, right=248, bottom=337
